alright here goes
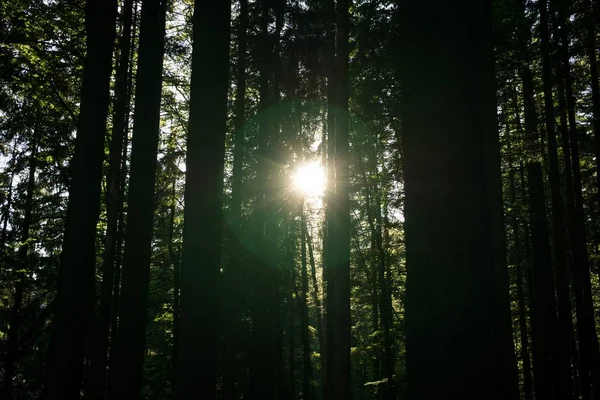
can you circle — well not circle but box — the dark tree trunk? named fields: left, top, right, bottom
left=400, top=0, right=519, bottom=398
left=44, top=0, right=117, bottom=398
left=289, top=236, right=298, bottom=400
left=88, top=0, right=135, bottom=397
left=172, top=0, right=231, bottom=398
left=107, top=0, right=167, bottom=396
left=306, top=225, right=325, bottom=391
left=300, top=202, right=314, bottom=400
left=526, top=162, right=560, bottom=400
left=555, top=1, right=600, bottom=395
left=3, top=142, right=36, bottom=400
left=330, top=0, right=351, bottom=398
left=323, top=1, right=337, bottom=398
left=249, top=1, right=283, bottom=399
left=508, top=167, right=533, bottom=400
left=223, top=1, right=248, bottom=397
left=373, top=191, right=394, bottom=400
left=538, top=1, right=584, bottom=398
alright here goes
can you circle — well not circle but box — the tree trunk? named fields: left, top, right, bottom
left=306, top=225, right=326, bottom=391
left=107, top=0, right=167, bottom=396
left=88, top=0, right=135, bottom=396
left=223, top=1, right=248, bottom=396
left=44, top=0, right=117, bottom=397
left=400, top=0, right=519, bottom=397
left=538, top=1, right=583, bottom=398
left=173, top=0, right=231, bottom=398
left=249, top=1, right=283, bottom=399
left=526, top=162, right=561, bottom=400
left=299, top=201, right=315, bottom=400
left=323, top=1, right=337, bottom=397
left=554, top=1, right=600, bottom=395
left=331, top=0, right=351, bottom=398
left=509, top=167, right=533, bottom=400
left=3, top=142, right=37, bottom=399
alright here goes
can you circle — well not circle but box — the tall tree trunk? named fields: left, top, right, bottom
left=400, top=0, right=519, bottom=398
left=323, top=1, right=337, bottom=397
left=223, top=1, right=248, bottom=397
left=509, top=167, right=534, bottom=400
left=306, top=225, right=325, bottom=391
left=108, top=0, right=138, bottom=353
left=249, top=1, right=282, bottom=398
left=537, top=1, right=579, bottom=398
left=300, top=201, right=315, bottom=400
left=108, top=0, right=167, bottom=396
left=555, top=1, right=600, bottom=395
left=330, top=0, right=351, bottom=398
left=173, top=0, right=231, bottom=398
left=288, top=233, right=298, bottom=400
left=3, top=142, right=37, bottom=399
left=44, top=0, right=117, bottom=397
left=526, top=162, right=561, bottom=400
left=88, top=0, right=135, bottom=396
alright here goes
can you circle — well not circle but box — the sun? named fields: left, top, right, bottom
left=292, top=161, right=326, bottom=198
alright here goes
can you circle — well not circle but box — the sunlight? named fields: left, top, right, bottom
left=292, top=161, right=325, bottom=198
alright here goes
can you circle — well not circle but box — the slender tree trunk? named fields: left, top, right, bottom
left=108, top=0, right=167, bottom=396
left=289, top=236, right=298, bottom=400
left=306, top=225, right=326, bottom=391
left=537, top=1, right=579, bottom=398
left=3, top=142, right=37, bottom=400
left=555, top=1, right=600, bottom=395
left=173, top=0, right=231, bottom=398
left=331, top=0, right=351, bottom=398
left=323, top=1, right=337, bottom=397
left=88, top=0, right=135, bottom=397
left=249, top=1, right=283, bottom=398
left=44, top=0, right=117, bottom=397
left=526, top=162, right=561, bottom=400
left=109, top=0, right=138, bottom=348
left=509, top=168, right=534, bottom=400
left=300, top=201, right=315, bottom=400
left=223, top=1, right=248, bottom=396
left=400, top=0, right=519, bottom=397
left=371, top=187, right=394, bottom=400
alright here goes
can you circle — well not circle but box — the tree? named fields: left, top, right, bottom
left=107, top=0, right=167, bottom=396
left=173, top=0, right=231, bottom=398
left=44, top=0, right=117, bottom=398
left=400, top=0, right=519, bottom=398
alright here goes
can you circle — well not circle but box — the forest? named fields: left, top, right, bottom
left=2, top=0, right=600, bottom=399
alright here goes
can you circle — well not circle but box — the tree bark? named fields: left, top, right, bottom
left=173, top=0, right=231, bottom=398
left=526, top=162, right=560, bottom=400
left=306, top=224, right=326, bottom=391
left=107, top=0, right=167, bottom=396
left=300, top=201, right=315, bottom=400
left=400, top=0, right=519, bottom=397
left=223, top=1, right=248, bottom=396
left=88, top=0, right=135, bottom=396
left=44, top=0, right=117, bottom=397
left=249, top=1, right=283, bottom=399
